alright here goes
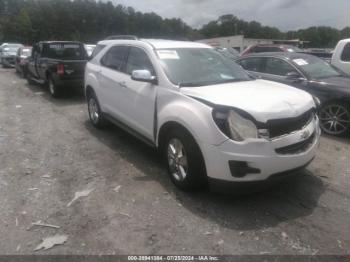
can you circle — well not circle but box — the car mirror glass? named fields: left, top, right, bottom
left=131, top=70, right=157, bottom=84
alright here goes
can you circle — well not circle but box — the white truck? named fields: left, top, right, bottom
left=332, top=38, right=350, bottom=75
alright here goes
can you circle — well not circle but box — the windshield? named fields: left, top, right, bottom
left=157, top=48, right=251, bottom=87
left=293, top=56, right=341, bottom=79
left=215, top=48, right=239, bottom=60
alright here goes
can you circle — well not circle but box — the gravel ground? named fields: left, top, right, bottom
left=0, top=68, right=349, bottom=255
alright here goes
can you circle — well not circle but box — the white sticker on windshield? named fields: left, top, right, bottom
left=293, top=59, right=309, bottom=66
left=157, top=50, right=179, bottom=59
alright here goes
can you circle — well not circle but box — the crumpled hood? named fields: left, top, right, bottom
left=181, top=79, right=315, bottom=123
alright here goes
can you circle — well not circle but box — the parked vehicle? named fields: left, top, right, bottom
left=0, top=43, right=23, bottom=68
left=15, top=46, right=32, bottom=78
left=332, top=39, right=350, bottom=76
left=302, top=48, right=333, bottom=63
left=27, top=41, right=88, bottom=97
left=85, top=37, right=320, bottom=191
left=85, top=44, right=96, bottom=57
left=241, top=44, right=302, bottom=56
left=236, top=52, right=350, bottom=136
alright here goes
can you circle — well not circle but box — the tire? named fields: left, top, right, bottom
left=26, top=72, right=35, bottom=85
left=87, top=91, right=106, bottom=129
left=163, top=128, right=207, bottom=191
left=319, top=102, right=350, bottom=136
left=48, top=76, right=61, bottom=98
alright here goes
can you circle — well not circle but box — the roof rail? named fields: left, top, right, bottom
left=105, top=35, right=138, bottom=40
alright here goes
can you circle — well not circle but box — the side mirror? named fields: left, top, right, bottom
left=286, top=71, right=304, bottom=82
left=131, top=70, right=157, bottom=84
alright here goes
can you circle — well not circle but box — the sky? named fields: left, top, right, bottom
left=105, top=0, right=350, bottom=31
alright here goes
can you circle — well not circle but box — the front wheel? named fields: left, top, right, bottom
left=87, top=92, right=106, bottom=129
left=319, top=102, right=350, bottom=136
left=164, top=128, right=207, bottom=191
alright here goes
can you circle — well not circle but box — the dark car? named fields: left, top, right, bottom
left=27, top=41, right=88, bottom=98
left=0, top=43, right=23, bottom=68
left=236, top=52, right=350, bottom=136
left=15, top=46, right=32, bottom=78
left=241, top=44, right=303, bottom=56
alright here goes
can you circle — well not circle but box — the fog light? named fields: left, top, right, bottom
left=229, top=161, right=261, bottom=178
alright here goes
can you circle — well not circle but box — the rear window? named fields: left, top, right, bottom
left=45, top=43, right=86, bottom=60
left=341, top=43, right=350, bottom=62
left=238, top=57, right=263, bottom=72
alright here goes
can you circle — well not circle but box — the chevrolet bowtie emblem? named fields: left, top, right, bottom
left=300, top=130, right=310, bottom=140
left=65, top=70, right=74, bottom=74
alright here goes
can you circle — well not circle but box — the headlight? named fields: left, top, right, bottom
left=213, top=109, right=258, bottom=141
left=312, top=96, right=321, bottom=110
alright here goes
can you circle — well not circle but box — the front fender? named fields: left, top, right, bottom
left=156, top=88, right=228, bottom=147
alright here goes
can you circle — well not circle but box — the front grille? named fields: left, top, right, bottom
left=267, top=110, right=314, bottom=139
left=275, top=132, right=315, bottom=155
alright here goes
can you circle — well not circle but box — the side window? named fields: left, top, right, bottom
left=238, top=57, right=262, bottom=72
left=101, top=46, right=129, bottom=72
left=264, top=57, right=296, bottom=76
left=341, top=43, right=350, bottom=62
left=125, top=47, right=155, bottom=75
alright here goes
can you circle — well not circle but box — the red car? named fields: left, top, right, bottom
left=15, top=46, right=32, bottom=78
left=241, top=44, right=302, bottom=56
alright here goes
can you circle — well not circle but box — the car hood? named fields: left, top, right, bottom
left=181, top=79, right=315, bottom=123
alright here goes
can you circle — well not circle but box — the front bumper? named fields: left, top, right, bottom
left=201, top=116, right=321, bottom=183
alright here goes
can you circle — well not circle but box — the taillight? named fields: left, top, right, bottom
left=57, top=64, right=65, bottom=75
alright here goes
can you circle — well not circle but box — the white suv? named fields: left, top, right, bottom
left=85, top=37, right=321, bottom=191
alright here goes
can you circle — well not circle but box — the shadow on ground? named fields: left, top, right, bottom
left=84, top=120, right=326, bottom=231
left=26, top=81, right=85, bottom=107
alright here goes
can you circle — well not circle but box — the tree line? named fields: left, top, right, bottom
left=0, top=0, right=349, bottom=48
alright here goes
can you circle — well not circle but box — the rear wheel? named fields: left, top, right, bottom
left=87, top=92, right=106, bottom=129
left=48, top=76, right=61, bottom=98
left=26, top=72, right=35, bottom=85
left=319, top=102, right=350, bottom=136
left=163, top=128, right=207, bottom=191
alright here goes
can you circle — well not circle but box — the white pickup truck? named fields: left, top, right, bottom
left=332, top=38, right=350, bottom=75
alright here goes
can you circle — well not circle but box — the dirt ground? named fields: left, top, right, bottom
left=0, top=68, right=349, bottom=255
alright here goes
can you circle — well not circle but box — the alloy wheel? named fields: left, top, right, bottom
left=88, top=98, right=99, bottom=124
left=319, top=104, right=350, bottom=135
left=49, top=79, right=55, bottom=95
left=167, top=138, right=188, bottom=182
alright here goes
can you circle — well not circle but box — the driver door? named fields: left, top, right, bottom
left=121, top=46, right=158, bottom=140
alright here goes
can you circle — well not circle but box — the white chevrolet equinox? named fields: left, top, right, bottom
left=85, top=37, right=321, bottom=191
